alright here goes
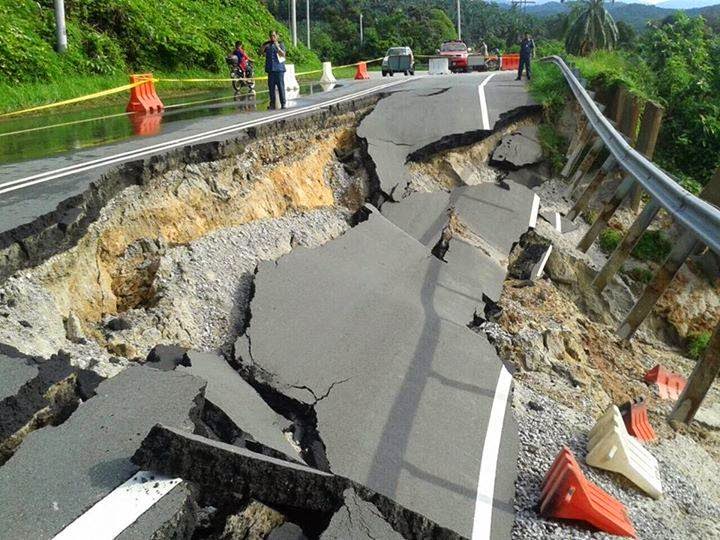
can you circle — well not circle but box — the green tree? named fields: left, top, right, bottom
left=616, top=20, right=636, bottom=49
left=641, top=13, right=720, bottom=186
left=565, top=0, right=619, bottom=56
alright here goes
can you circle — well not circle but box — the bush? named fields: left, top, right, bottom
left=632, top=230, right=672, bottom=263
left=627, top=266, right=654, bottom=284
left=599, top=228, right=622, bottom=253
left=0, top=0, right=320, bottom=85
left=687, top=331, right=711, bottom=360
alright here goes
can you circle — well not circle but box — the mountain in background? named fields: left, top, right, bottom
left=521, top=1, right=720, bottom=29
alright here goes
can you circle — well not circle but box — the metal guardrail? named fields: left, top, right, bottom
left=544, top=55, right=720, bottom=255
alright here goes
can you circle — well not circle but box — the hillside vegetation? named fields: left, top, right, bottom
left=0, top=0, right=319, bottom=86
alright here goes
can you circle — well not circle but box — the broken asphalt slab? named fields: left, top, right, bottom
left=0, top=366, right=205, bottom=539
left=177, top=350, right=300, bottom=462
left=490, top=126, right=543, bottom=170
left=357, top=79, right=486, bottom=199
left=381, top=183, right=539, bottom=303
left=133, top=424, right=458, bottom=538
left=0, top=344, right=103, bottom=464
left=132, top=424, right=346, bottom=513
left=321, top=488, right=404, bottom=540
left=236, top=208, right=518, bottom=538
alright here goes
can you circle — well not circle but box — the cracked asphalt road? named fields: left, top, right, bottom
left=0, top=71, right=539, bottom=539
left=358, top=71, right=536, bottom=198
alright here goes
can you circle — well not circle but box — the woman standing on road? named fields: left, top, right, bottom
left=261, top=31, right=287, bottom=109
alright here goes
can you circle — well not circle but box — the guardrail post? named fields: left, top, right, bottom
left=592, top=199, right=661, bottom=291
left=616, top=171, right=720, bottom=339
left=566, top=117, right=589, bottom=157
left=610, top=85, right=627, bottom=126
left=568, top=139, right=607, bottom=195
left=567, top=156, right=618, bottom=220
left=562, top=131, right=594, bottom=179
left=629, top=102, right=664, bottom=213
left=577, top=176, right=635, bottom=252
left=668, top=323, right=720, bottom=425
left=617, top=230, right=702, bottom=340
left=619, top=94, right=641, bottom=144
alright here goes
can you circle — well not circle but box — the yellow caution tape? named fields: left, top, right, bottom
left=0, top=57, right=386, bottom=119
left=0, top=80, right=146, bottom=119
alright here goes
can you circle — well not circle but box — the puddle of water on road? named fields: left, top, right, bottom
left=0, top=83, right=340, bottom=166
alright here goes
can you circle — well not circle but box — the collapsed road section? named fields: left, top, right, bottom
left=0, top=73, right=554, bottom=539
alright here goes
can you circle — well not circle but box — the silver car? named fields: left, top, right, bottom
left=381, top=47, right=415, bottom=77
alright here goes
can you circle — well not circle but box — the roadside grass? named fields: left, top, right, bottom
left=625, top=266, right=654, bottom=284
left=529, top=61, right=569, bottom=120
left=687, top=331, right=712, bottom=360
left=631, top=230, right=672, bottom=263
left=537, top=123, right=567, bottom=174
left=599, top=228, right=623, bottom=253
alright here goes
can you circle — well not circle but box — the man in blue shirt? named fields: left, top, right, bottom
left=262, top=31, right=287, bottom=109
left=516, top=33, right=535, bottom=81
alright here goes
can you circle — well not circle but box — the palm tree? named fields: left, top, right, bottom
left=565, top=0, right=619, bottom=56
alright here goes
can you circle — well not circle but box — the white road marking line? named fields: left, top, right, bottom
left=0, top=78, right=411, bottom=196
left=528, top=194, right=540, bottom=228
left=554, top=212, right=562, bottom=233
left=477, top=73, right=497, bottom=130
left=53, top=472, right=181, bottom=540
left=532, top=245, right=553, bottom=280
left=471, top=365, right=513, bottom=540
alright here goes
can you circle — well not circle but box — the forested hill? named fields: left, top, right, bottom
left=524, top=1, right=720, bottom=29
left=0, top=0, right=319, bottom=84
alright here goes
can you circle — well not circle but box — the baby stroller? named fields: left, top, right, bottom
left=227, top=56, right=255, bottom=93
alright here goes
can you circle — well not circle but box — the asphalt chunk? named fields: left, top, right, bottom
left=0, top=366, right=205, bottom=539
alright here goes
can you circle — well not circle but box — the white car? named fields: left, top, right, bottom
left=381, top=47, right=415, bottom=77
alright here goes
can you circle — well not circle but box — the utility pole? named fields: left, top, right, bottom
left=360, top=13, right=364, bottom=46
left=291, top=0, right=297, bottom=47
left=456, top=0, right=461, bottom=40
left=54, top=0, right=68, bottom=53
left=306, top=0, right=310, bottom=48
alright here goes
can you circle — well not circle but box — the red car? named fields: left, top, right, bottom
left=438, top=40, right=470, bottom=72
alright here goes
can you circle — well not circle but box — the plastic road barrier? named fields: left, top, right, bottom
left=285, top=64, right=300, bottom=91
left=540, top=447, right=636, bottom=538
left=319, top=62, right=337, bottom=84
left=354, top=61, right=371, bottom=80
left=126, top=74, right=164, bottom=113
left=644, top=365, right=687, bottom=401
left=586, top=406, right=663, bottom=499
left=502, top=54, right=520, bottom=71
left=428, top=57, right=450, bottom=75
left=620, top=397, right=656, bottom=442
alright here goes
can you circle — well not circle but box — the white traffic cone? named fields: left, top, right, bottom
left=586, top=405, right=663, bottom=499
left=320, top=61, right=337, bottom=84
